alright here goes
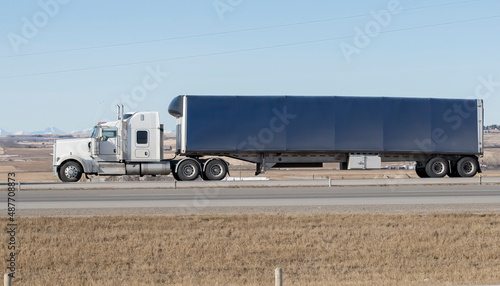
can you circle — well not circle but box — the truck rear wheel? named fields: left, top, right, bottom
left=456, top=157, right=478, bottom=177
left=58, top=161, right=83, bottom=182
left=176, top=159, right=200, bottom=181
left=172, top=172, right=180, bottom=181
left=425, top=157, right=449, bottom=178
left=204, top=159, right=228, bottom=181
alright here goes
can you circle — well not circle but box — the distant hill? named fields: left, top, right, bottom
left=29, top=127, right=66, bottom=135
left=0, top=127, right=67, bottom=135
left=0, top=128, right=12, bottom=135
left=70, top=128, right=93, bottom=134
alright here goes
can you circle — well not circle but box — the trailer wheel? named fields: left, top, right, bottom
left=456, top=157, right=478, bottom=177
left=204, top=159, right=228, bottom=181
left=176, top=159, right=200, bottom=181
left=415, top=167, right=429, bottom=178
left=425, top=157, right=449, bottom=178
left=58, top=161, right=83, bottom=182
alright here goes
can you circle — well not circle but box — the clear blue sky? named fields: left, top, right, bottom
left=1, top=0, right=499, bottom=133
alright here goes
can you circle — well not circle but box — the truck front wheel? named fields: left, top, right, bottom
left=58, top=161, right=83, bottom=182
left=176, top=159, right=200, bottom=181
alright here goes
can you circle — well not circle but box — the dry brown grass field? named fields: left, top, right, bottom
left=1, top=213, right=499, bottom=285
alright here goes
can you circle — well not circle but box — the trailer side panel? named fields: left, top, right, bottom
left=182, top=96, right=480, bottom=155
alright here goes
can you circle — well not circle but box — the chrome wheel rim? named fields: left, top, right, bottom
left=432, top=162, right=445, bottom=175
left=209, top=164, right=222, bottom=177
left=462, top=161, right=474, bottom=175
left=64, top=166, right=79, bottom=179
left=182, top=164, right=195, bottom=178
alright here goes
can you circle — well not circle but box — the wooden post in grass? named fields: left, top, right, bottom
left=4, top=274, right=11, bottom=286
left=275, top=268, right=282, bottom=286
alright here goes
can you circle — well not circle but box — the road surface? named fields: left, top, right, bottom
left=4, top=184, right=500, bottom=216
left=8, top=176, right=500, bottom=191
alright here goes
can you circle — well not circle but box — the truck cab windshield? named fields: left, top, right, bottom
left=91, top=127, right=99, bottom=138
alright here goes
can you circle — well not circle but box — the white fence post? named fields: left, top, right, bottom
left=275, top=268, right=282, bottom=286
left=4, top=273, right=11, bottom=286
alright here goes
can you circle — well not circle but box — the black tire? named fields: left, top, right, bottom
left=456, top=157, right=478, bottom=177
left=204, top=159, right=228, bottom=181
left=425, top=157, right=449, bottom=178
left=58, top=161, right=83, bottom=182
left=172, top=172, right=180, bottom=181
left=415, top=167, right=429, bottom=178
left=176, top=159, right=200, bottom=181
left=200, top=172, right=209, bottom=181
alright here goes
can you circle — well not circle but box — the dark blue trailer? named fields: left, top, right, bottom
left=168, top=95, right=483, bottom=180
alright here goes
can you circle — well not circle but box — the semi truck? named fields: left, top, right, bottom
left=53, top=95, right=483, bottom=182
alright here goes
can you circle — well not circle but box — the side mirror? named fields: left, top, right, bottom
left=91, top=137, right=100, bottom=156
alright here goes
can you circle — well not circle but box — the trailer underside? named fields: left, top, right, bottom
left=183, top=151, right=482, bottom=179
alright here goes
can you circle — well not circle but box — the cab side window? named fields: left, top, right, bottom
left=102, top=129, right=117, bottom=141
left=137, top=130, right=148, bottom=144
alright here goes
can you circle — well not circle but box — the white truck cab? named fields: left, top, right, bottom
left=53, top=106, right=171, bottom=182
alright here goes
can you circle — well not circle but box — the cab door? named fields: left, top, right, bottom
left=99, top=128, right=118, bottom=160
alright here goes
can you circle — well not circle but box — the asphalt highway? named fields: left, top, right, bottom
left=4, top=184, right=500, bottom=216
left=10, top=176, right=500, bottom=191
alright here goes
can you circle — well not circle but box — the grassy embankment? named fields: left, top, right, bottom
left=1, top=213, right=500, bottom=285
